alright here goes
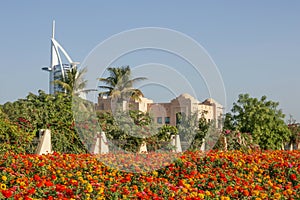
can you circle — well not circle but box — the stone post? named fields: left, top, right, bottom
left=36, top=129, right=53, bottom=155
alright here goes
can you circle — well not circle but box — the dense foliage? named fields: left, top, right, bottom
left=224, top=94, right=291, bottom=150
left=1, top=91, right=86, bottom=153
left=0, top=108, right=34, bottom=153
left=97, top=110, right=179, bottom=152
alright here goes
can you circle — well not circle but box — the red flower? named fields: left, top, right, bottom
left=27, top=188, right=35, bottom=195
left=38, top=162, right=45, bottom=167
left=290, top=174, right=297, bottom=181
left=45, top=181, right=53, bottom=187
left=34, top=174, right=41, bottom=181
left=226, top=185, right=234, bottom=194
left=51, top=175, right=57, bottom=180
left=37, top=181, right=43, bottom=188
left=1, top=190, right=13, bottom=198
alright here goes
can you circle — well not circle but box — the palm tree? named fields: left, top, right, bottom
left=98, top=66, right=146, bottom=102
left=52, top=65, right=92, bottom=96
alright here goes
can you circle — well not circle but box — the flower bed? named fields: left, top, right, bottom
left=0, top=150, right=299, bottom=199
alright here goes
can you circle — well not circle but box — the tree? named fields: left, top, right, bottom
left=2, top=90, right=87, bottom=153
left=228, top=94, right=291, bottom=150
left=177, top=111, right=214, bottom=151
left=287, top=115, right=300, bottom=150
left=0, top=107, right=34, bottom=153
left=98, top=66, right=146, bottom=102
left=53, top=66, right=91, bottom=96
left=96, top=110, right=159, bottom=152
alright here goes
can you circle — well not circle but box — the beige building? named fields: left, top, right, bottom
left=148, top=93, right=223, bottom=128
left=96, top=93, right=223, bottom=128
left=96, top=96, right=153, bottom=113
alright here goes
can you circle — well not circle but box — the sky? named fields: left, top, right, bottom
left=0, top=1, right=299, bottom=121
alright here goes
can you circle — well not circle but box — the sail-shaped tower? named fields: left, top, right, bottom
left=42, top=21, right=79, bottom=94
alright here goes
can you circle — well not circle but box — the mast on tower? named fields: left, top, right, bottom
left=42, top=20, right=79, bottom=94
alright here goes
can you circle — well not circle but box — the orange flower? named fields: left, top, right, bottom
left=242, top=189, right=249, bottom=196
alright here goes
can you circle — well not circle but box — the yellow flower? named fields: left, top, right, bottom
left=205, top=191, right=211, bottom=196
left=0, top=183, right=6, bottom=190
left=20, top=181, right=26, bottom=187
left=268, top=180, right=273, bottom=186
left=286, top=189, right=293, bottom=195
left=277, top=178, right=283, bottom=183
left=260, top=193, right=267, bottom=199
left=87, top=175, right=92, bottom=180
left=274, top=186, right=280, bottom=190
left=273, top=193, right=281, bottom=199
left=198, top=193, right=204, bottom=198
left=1, top=176, right=7, bottom=182
left=190, top=192, right=198, bottom=197
left=253, top=166, right=258, bottom=172
left=182, top=188, right=188, bottom=193
left=221, top=196, right=230, bottom=200
left=257, top=178, right=262, bottom=183
left=98, top=187, right=104, bottom=194
left=76, top=171, right=82, bottom=176
left=252, top=190, right=260, bottom=196
left=86, top=184, right=93, bottom=193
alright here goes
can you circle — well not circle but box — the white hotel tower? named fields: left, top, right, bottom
left=42, top=21, right=79, bottom=94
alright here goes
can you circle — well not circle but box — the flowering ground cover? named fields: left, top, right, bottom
left=0, top=150, right=299, bottom=199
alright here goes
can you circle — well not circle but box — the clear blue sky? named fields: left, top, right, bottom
left=0, top=1, right=299, bottom=121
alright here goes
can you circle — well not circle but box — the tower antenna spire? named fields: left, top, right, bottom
left=52, top=20, right=55, bottom=39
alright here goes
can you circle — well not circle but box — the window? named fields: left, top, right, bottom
left=165, top=117, right=170, bottom=124
left=157, top=117, right=162, bottom=124
left=100, top=103, right=104, bottom=110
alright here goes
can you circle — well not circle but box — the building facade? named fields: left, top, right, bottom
left=97, top=93, right=223, bottom=128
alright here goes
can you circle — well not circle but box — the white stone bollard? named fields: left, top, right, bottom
left=200, top=138, right=205, bottom=151
left=170, top=134, right=182, bottom=153
left=91, top=131, right=109, bottom=154
left=36, top=129, right=53, bottom=155
left=138, top=141, right=147, bottom=153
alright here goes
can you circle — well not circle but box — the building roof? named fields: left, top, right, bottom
left=179, top=93, right=195, bottom=99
